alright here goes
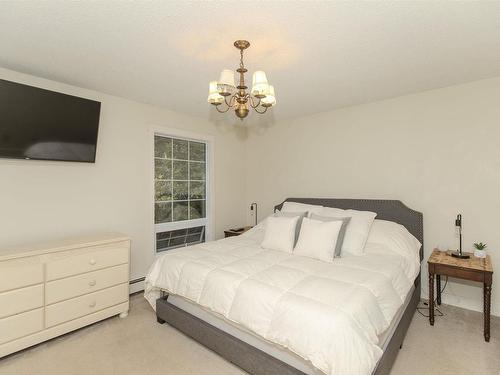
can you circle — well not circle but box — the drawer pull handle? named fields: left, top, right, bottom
left=89, top=280, right=96, bottom=287
left=89, top=259, right=96, bottom=265
left=89, top=301, right=96, bottom=308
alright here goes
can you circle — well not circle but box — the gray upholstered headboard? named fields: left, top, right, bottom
left=274, top=198, right=424, bottom=261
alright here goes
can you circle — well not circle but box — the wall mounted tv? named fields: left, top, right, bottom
left=0, top=79, right=101, bottom=163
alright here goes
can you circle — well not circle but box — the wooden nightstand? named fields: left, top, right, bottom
left=428, top=249, right=493, bottom=342
left=224, top=226, right=253, bottom=238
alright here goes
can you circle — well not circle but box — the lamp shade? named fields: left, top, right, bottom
left=207, top=81, right=223, bottom=104
left=252, top=71, right=268, bottom=86
left=261, top=85, right=276, bottom=106
left=218, top=69, right=235, bottom=87
left=251, top=70, right=269, bottom=97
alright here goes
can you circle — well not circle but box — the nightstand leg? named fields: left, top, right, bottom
left=436, top=275, right=441, bottom=305
left=429, top=273, right=434, bottom=326
left=484, top=283, right=491, bottom=342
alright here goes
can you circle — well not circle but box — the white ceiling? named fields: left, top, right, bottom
left=1, top=1, right=500, bottom=124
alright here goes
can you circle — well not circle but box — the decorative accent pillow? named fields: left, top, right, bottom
left=319, top=207, right=377, bottom=256
left=261, top=216, right=300, bottom=253
left=294, top=217, right=343, bottom=262
left=274, top=210, right=308, bottom=246
left=366, top=219, right=421, bottom=259
left=309, top=214, right=351, bottom=257
left=281, top=202, right=323, bottom=217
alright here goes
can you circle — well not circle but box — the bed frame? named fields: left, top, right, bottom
left=156, top=198, right=423, bottom=375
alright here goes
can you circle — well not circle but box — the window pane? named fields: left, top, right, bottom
left=189, top=181, right=205, bottom=199
left=189, top=200, right=206, bottom=219
left=155, top=202, right=172, bottom=223
left=156, top=226, right=205, bottom=253
left=190, top=162, right=205, bottom=180
left=155, top=159, right=172, bottom=180
left=170, top=229, right=188, bottom=237
left=187, top=234, right=202, bottom=243
left=157, top=231, right=171, bottom=240
left=173, top=139, right=188, bottom=160
left=156, top=239, right=170, bottom=250
left=155, top=136, right=172, bottom=158
left=188, top=226, right=203, bottom=234
left=173, top=181, right=188, bottom=200
left=172, top=236, right=188, bottom=247
left=155, top=180, right=172, bottom=201
left=173, top=160, right=188, bottom=180
left=189, top=142, right=206, bottom=161
left=173, top=201, right=188, bottom=221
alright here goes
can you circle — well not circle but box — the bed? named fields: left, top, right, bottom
left=145, top=198, right=423, bottom=375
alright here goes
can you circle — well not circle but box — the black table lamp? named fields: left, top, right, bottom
left=451, top=214, right=470, bottom=259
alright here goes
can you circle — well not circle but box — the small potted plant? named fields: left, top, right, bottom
left=473, top=242, right=487, bottom=258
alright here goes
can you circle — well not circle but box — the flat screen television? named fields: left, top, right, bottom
left=0, top=79, right=101, bottom=163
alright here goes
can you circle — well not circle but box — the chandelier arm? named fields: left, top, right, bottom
left=224, top=94, right=236, bottom=108
left=214, top=103, right=231, bottom=113
left=249, top=96, right=261, bottom=109
left=253, top=106, right=268, bottom=115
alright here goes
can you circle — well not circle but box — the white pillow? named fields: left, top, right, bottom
left=294, top=217, right=343, bottom=262
left=366, top=220, right=421, bottom=259
left=309, top=214, right=351, bottom=257
left=274, top=210, right=308, bottom=245
left=319, top=207, right=377, bottom=256
left=281, top=202, right=323, bottom=217
left=261, top=216, right=299, bottom=253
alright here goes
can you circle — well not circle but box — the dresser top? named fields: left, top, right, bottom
left=428, top=249, right=493, bottom=273
left=0, top=232, right=130, bottom=261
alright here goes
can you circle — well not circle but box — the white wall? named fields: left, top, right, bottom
left=245, top=77, right=500, bottom=316
left=0, top=67, right=248, bottom=282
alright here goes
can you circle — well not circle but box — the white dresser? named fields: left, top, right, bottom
left=0, top=233, right=130, bottom=358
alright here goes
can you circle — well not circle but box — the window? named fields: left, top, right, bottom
left=154, top=134, right=209, bottom=252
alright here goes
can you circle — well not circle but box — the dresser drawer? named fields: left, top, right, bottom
left=46, top=283, right=129, bottom=327
left=0, top=284, right=44, bottom=319
left=46, top=264, right=129, bottom=304
left=0, top=258, right=43, bottom=293
left=46, top=242, right=129, bottom=281
left=0, top=308, right=44, bottom=345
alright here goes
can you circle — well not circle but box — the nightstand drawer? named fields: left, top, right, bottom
left=434, top=264, right=485, bottom=282
left=0, top=259, right=43, bottom=293
left=46, top=264, right=129, bottom=304
left=45, top=283, right=129, bottom=327
left=0, top=308, right=44, bottom=345
left=0, top=284, right=44, bottom=319
left=46, top=243, right=129, bottom=281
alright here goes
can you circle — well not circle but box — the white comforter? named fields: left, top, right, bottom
left=145, top=227, right=420, bottom=375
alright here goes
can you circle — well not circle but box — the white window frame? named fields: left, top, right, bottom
left=150, top=125, right=215, bottom=255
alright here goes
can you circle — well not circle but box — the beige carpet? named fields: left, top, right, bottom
left=0, top=294, right=498, bottom=375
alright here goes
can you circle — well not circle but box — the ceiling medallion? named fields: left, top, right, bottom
left=207, top=40, right=276, bottom=120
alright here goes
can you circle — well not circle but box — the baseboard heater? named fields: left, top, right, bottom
left=129, top=277, right=145, bottom=285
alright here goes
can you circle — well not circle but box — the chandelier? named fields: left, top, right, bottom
left=207, top=40, right=276, bottom=119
